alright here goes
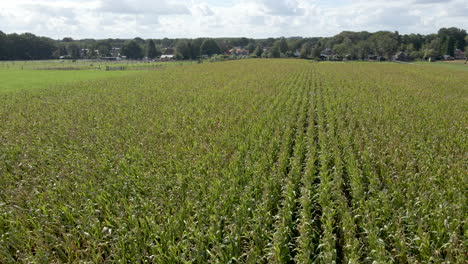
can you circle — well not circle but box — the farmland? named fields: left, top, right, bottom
left=0, top=60, right=193, bottom=93
left=0, top=60, right=466, bottom=263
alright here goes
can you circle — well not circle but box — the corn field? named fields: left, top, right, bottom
left=0, top=60, right=466, bottom=263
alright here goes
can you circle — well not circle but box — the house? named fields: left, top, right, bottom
left=442, top=55, right=454, bottom=60
left=368, top=55, right=386, bottom=61
left=320, top=48, right=335, bottom=60
left=111, top=48, right=121, bottom=57
left=80, top=49, right=90, bottom=58
left=101, top=57, right=121, bottom=61
left=229, top=47, right=249, bottom=56
left=293, top=49, right=301, bottom=57
left=160, top=54, right=175, bottom=61
left=320, top=48, right=336, bottom=60
left=393, top=51, right=411, bottom=62
left=454, top=49, right=465, bottom=60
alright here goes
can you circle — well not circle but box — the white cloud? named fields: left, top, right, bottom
left=0, top=0, right=466, bottom=38
left=98, top=0, right=190, bottom=15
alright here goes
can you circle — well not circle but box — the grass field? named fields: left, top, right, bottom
left=0, top=69, right=139, bottom=93
left=415, top=60, right=468, bottom=71
left=0, top=60, right=194, bottom=70
left=0, top=60, right=466, bottom=263
left=0, top=60, right=194, bottom=93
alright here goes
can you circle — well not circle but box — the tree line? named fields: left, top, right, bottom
left=0, top=27, right=466, bottom=61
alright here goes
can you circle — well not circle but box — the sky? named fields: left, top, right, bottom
left=0, top=0, right=467, bottom=39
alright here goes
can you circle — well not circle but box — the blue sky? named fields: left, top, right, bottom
left=0, top=0, right=466, bottom=39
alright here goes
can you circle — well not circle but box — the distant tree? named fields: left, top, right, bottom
left=356, top=40, right=372, bottom=60
left=147, top=39, right=161, bottom=59
left=438, top=27, right=467, bottom=55
left=369, top=31, right=399, bottom=59
left=425, top=38, right=442, bottom=57
left=311, top=42, right=322, bottom=59
left=239, top=37, right=249, bottom=47
left=289, top=39, right=303, bottom=53
left=191, top=38, right=204, bottom=59
left=0, top=31, right=7, bottom=60
left=95, top=40, right=112, bottom=57
left=268, top=43, right=281, bottom=58
left=164, top=47, right=175, bottom=55
left=278, top=38, right=289, bottom=54
left=246, top=43, right=256, bottom=53
left=200, top=39, right=221, bottom=56
left=410, top=50, right=424, bottom=60
left=423, top=48, right=436, bottom=60
left=300, top=43, right=312, bottom=58
left=133, top=37, right=146, bottom=45
left=175, top=40, right=192, bottom=59
left=253, top=45, right=263, bottom=57
left=68, top=43, right=81, bottom=59
left=122, top=40, right=144, bottom=59
left=62, top=37, right=74, bottom=42
left=58, top=45, right=68, bottom=56
left=161, top=38, right=173, bottom=48
left=217, top=39, right=230, bottom=53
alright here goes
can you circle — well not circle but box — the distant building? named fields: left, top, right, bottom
left=160, top=54, right=175, bottom=61
left=393, top=51, right=411, bottom=62
left=229, top=47, right=249, bottom=56
left=442, top=55, right=455, bottom=60
left=368, top=55, right=386, bottom=61
left=80, top=48, right=90, bottom=58
left=101, top=57, right=121, bottom=61
left=111, top=48, right=121, bottom=57
left=454, top=49, right=465, bottom=60
left=320, top=48, right=336, bottom=60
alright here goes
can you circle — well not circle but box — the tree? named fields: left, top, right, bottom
left=161, top=38, right=173, bottom=48
left=68, top=43, right=81, bottom=59
left=300, top=43, right=311, bottom=58
left=424, top=48, right=436, bottom=60
left=0, top=31, right=7, bottom=60
left=147, top=39, right=160, bottom=59
left=410, top=50, right=424, bottom=60
left=58, top=45, right=68, bottom=56
left=95, top=40, right=112, bottom=57
left=268, top=43, right=281, bottom=58
left=133, top=37, right=146, bottom=46
left=191, top=38, right=204, bottom=59
left=311, top=42, right=322, bottom=59
left=438, top=27, right=467, bottom=55
left=122, top=40, right=144, bottom=59
left=175, top=40, right=191, bottom=59
left=356, top=41, right=372, bottom=60
left=278, top=38, right=289, bottom=54
left=369, top=31, right=399, bottom=59
left=200, top=39, right=221, bottom=56
left=246, top=43, right=256, bottom=53
left=253, top=45, right=263, bottom=57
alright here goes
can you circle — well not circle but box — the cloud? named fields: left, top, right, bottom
left=192, top=3, right=215, bottom=16
left=98, top=0, right=190, bottom=15
left=0, top=0, right=466, bottom=38
left=256, top=0, right=306, bottom=16
left=413, top=0, right=451, bottom=4
left=23, top=4, right=79, bottom=25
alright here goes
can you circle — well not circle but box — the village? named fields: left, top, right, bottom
left=59, top=45, right=467, bottom=63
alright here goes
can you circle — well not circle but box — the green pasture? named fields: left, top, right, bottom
left=0, top=69, right=138, bottom=93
